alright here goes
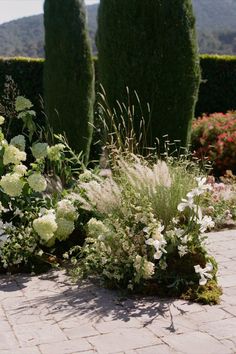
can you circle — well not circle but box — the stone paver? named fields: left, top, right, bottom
left=0, top=229, right=236, bottom=353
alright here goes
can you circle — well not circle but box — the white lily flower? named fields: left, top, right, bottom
left=194, top=262, right=213, bottom=285
left=196, top=211, right=215, bottom=233
left=145, top=238, right=167, bottom=260
left=187, top=177, right=212, bottom=198
left=177, top=197, right=196, bottom=212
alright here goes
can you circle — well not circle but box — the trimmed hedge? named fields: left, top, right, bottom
left=195, top=55, right=236, bottom=117
left=0, top=57, right=44, bottom=111
left=0, top=55, right=236, bottom=118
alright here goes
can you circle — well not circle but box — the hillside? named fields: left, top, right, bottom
left=0, top=2, right=236, bottom=57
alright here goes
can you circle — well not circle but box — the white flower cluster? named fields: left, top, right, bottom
left=0, top=115, right=5, bottom=125
left=47, top=144, right=65, bottom=161
left=15, top=96, right=33, bottom=112
left=177, top=177, right=215, bottom=233
left=3, top=144, right=26, bottom=165
left=0, top=173, right=24, bottom=197
left=10, top=135, right=26, bottom=151
left=134, top=255, right=155, bottom=280
left=28, top=173, right=47, bottom=192
left=31, top=143, right=48, bottom=160
left=33, top=211, right=57, bottom=242
left=33, top=200, right=78, bottom=243
left=13, top=164, right=28, bottom=176
left=55, top=199, right=78, bottom=241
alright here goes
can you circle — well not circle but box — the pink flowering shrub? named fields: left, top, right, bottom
left=191, top=112, right=236, bottom=175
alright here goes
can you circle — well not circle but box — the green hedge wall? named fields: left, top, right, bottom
left=0, top=57, right=44, bottom=113
left=195, top=55, right=236, bottom=117
left=0, top=55, right=236, bottom=118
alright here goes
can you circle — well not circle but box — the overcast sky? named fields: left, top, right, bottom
left=0, top=0, right=99, bottom=25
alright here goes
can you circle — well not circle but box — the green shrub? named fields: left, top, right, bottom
left=97, top=0, right=200, bottom=148
left=191, top=111, right=236, bottom=175
left=1, top=54, right=236, bottom=120
left=44, top=0, right=95, bottom=162
left=0, top=57, right=44, bottom=113
left=196, top=55, right=236, bottom=117
left=0, top=97, right=81, bottom=272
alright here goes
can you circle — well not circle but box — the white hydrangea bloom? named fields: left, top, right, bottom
left=0, top=115, right=5, bottom=125
left=13, top=164, right=28, bottom=176
left=15, top=96, right=33, bottom=112
left=47, top=144, right=65, bottom=161
left=55, top=218, right=75, bottom=241
left=33, top=213, right=57, bottom=242
left=10, top=135, right=26, bottom=151
left=3, top=145, right=26, bottom=165
left=56, top=199, right=78, bottom=221
left=87, top=218, right=110, bottom=238
left=0, top=173, right=24, bottom=197
left=31, top=143, right=48, bottom=160
left=28, top=173, right=47, bottom=192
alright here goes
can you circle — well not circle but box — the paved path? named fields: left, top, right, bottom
left=0, top=230, right=236, bottom=354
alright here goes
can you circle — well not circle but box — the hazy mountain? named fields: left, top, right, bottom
left=0, top=2, right=236, bottom=58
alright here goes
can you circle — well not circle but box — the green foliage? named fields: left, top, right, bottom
left=0, top=57, right=44, bottom=124
left=44, top=0, right=95, bottom=161
left=1, top=54, right=236, bottom=130
left=97, top=0, right=201, bottom=148
left=196, top=55, right=236, bottom=116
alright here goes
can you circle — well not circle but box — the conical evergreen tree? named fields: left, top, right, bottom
left=97, top=0, right=201, bottom=148
left=44, top=0, right=94, bottom=161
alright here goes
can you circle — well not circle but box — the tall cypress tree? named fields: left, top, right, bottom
left=44, top=0, right=94, bottom=161
left=97, top=0, right=201, bottom=148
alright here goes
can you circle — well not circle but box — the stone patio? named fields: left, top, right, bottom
left=0, top=229, right=236, bottom=354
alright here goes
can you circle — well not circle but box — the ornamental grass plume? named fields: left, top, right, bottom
left=78, top=176, right=122, bottom=215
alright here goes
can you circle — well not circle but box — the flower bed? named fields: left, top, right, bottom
left=191, top=111, right=236, bottom=176
left=0, top=95, right=229, bottom=304
left=69, top=154, right=222, bottom=304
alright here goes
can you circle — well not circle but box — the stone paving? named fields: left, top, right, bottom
left=0, top=229, right=236, bottom=354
